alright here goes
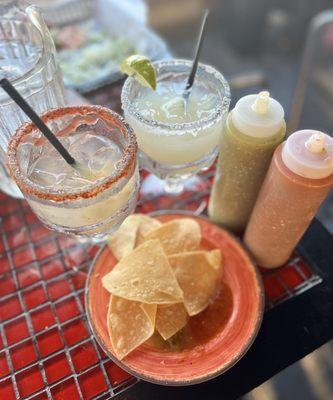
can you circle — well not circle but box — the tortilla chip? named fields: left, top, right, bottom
left=102, top=240, right=184, bottom=304
left=107, top=295, right=156, bottom=360
left=206, top=249, right=222, bottom=272
left=168, top=250, right=221, bottom=316
left=108, top=214, right=162, bottom=260
left=107, top=215, right=140, bottom=260
left=136, top=215, right=162, bottom=245
left=156, top=303, right=188, bottom=340
left=144, top=218, right=201, bottom=255
left=141, top=302, right=157, bottom=326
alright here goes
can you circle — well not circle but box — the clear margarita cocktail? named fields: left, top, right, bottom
left=7, top=106, right=139, bottom=240
left=121, top=60, right=230, bottom=189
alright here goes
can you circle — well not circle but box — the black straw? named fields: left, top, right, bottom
left=185, top=9, right=210, bottom=93
left=0, top=78, right=76, bottom=165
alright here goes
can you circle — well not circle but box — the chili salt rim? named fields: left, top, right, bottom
left=6, top=105, right=138, bottom=202
left=121, top=59, right=231, bottom=134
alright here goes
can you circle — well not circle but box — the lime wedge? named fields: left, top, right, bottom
left=121, top=55, right=156, bottom=90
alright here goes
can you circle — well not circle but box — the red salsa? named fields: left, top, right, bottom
left=146, top=281, right=233, bottom=351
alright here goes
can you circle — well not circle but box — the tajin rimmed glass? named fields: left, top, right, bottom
left=121, top=59, right=230, bottom=197
left=7, top=105, right=139, bottom=241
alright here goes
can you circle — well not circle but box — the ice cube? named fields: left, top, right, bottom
left=69, top=132, right=109, bottom=158
left=67, top=132, right=113, bottom=173
left=88, top=143, right=122, bottom=176
left=25, top=130, right=124, bottom=190
left=60, top=174, right=96, bottom=190
left=28, top=156, right=71, bottom=188
left=17, top=142, right=34, bottom=175
left=33, top=136, right=71, bottom=161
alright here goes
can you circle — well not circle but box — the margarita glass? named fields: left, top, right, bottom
left=121, top=59, right=230, bottom=196
left=7, top=106, right=139, bottom=240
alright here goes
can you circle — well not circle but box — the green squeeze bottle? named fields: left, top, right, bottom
left=208, top=91, right=286, bottom=233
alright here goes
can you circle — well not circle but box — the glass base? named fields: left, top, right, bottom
left=139, top=174, right=209, bottom=214
left=40, top=211, right=130, bottom=243
left=139, top=147, right=219, bottom=181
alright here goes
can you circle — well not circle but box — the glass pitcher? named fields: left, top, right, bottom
left=0, top=0, right=66, bottom=198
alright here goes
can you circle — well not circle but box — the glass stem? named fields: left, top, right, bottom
left=163, top=178, right=185, bottom=195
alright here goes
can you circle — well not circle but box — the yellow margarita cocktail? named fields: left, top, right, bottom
left=7, top=106, right=139, bottom=240
left=121, top=60, right=230, bottom=192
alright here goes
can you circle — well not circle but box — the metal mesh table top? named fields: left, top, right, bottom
left=0, top=169, right=322, bottom=400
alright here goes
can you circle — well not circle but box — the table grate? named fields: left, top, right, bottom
left=0, top=169, right=322, bottom=399
left=0, top=196, right=135, bottom=400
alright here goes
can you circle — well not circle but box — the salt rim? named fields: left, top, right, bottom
left=121, top=59, right=231, bottom=134
left=6, top=105, right=138, bottom=202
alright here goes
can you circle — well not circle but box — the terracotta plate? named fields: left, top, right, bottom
left=86, top=214, right=264, bottom=386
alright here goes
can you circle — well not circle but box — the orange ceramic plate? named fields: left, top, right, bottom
left=86, top=214, right=264, bottom=386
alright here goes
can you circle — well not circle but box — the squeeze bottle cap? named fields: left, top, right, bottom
left=282, top=129, right=333, bottom=179
left=232, top=91, right=285, bottom=138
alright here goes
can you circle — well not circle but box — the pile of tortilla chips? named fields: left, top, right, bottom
left=102, top=214, right=222, bottom=360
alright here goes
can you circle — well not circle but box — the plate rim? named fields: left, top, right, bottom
left=85, top=212, right=265, bottom=386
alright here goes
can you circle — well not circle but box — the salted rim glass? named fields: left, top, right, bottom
left=121, top=59, right=230, bottom=134
left=7, top=105, right=138, bottom=202
left=121, top=59, right=230, bottom=196
left=6, top=106, right=138, bottom=240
